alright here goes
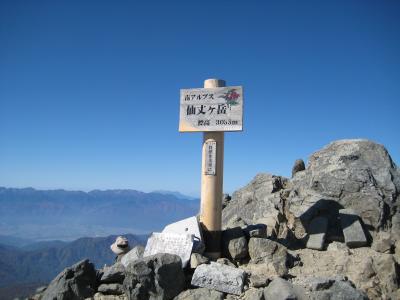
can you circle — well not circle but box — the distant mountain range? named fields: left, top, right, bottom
left=0, top=187, right=199, bottom=241
left=152, top=190, right=198, bottom=200
left=0, top=187, right=199, bottom=298
left=0, top=234, right=147, bottom=299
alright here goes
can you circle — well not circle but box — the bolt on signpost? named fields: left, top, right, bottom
left=179, top=79, right=243, bottom=258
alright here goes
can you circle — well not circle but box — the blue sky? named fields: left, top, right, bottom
left=1, top=1, right=399, bottom=197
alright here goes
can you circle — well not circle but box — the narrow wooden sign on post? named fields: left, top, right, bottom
left=179, top=79, right=243, bottom=259
left=205, top=141, right=217, bottom=175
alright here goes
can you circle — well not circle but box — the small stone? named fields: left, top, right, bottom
left=174, top=287, right=224, bottom=300
left=310, top=280, right=367, bottom=300
left=222, top=194, right=232, bottom=209
left=395, top=240, right=400, bottom=263
left=243, top=288, right=264, bottom=300
left=256, top=216, right=279, bottom=238
left=293, top=277, right=366, bottom=299
left=120, top=245, right=144, bottom=268
left=306, top=217, right=328, bottom=250
left=100, top=263, right=125, bottom=283
left=248, top=238, right=283, bottom=261
left=98, top=283, right=124, bottom=295
left=35, top=286, right=47, bottom=293
left=263, top=277, right=297, bottom=300
left=191, top=262, right=246, bottom=295
left=372, top=232, right=393, bottom=253
left=93, top=293, right=127, bottom=300
left=301, top=276, right=336, bottom=291
left=41, top=259, right=97, bottom=300
left=327, top=241, right=350, bottom=253
left=292, top=159, right=305, bottom=177
left=339, top=209, right=367, bottom=248
left=224, top=215, right=248, bottom=230
left=249, top=274, right=269, bottom=288
left=222, top=227, right=248, bottom=260
left=248, top=238, right=288, bottom=276
left=190, top=253, right=209, bottom=269
left=389, top=289, right=400, bottom=300
left=123, top=253, right=185, bottom=300
left=241, top=263, right=280, bottom=286
left=373, top=254, right=399, bottom=295
left=244, top=224, right=267, bottom=238
left=216, top=257, right=236, bottom=268
left=30, top=286, right=47, bottom=300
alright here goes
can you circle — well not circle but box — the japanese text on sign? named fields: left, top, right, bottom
left=179, top=86, right=243, bottom=132
left=204, top=141, right=216, bottom=175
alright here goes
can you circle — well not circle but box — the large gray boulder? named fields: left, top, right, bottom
left=222, top=173, right=287, bottom=228
left=121, top=246, right=144, bottom=268
left=371, top=231, right=394, bottom=253
left=248, top=238, right=289, bottom=276
left=243, top=288, right=264, bottom=300
left=123, top=253, right=184, bottom=300
left=241, top=263, right=282, bottom=287
left=41, top=259, right=97, bottom=300
left=191, top=262, right=246, bottom=295
left=222, top=140, right=400, bottom=245
left=286, top=140, right=400, bottom=239
left=101, top=263, right=125, bottom=284
left=372, top=254, right=400, bottom=297
left=263, top=277, right=297, bottom=300
left=222, top=227, right=248, bottom=260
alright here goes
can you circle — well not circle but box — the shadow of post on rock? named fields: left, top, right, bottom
left=296, top=198, right=372, bottom=249
left=299, top=199, right=345, bottom=249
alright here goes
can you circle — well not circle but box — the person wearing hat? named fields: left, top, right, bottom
left=110, top=236, right=131, bottom=262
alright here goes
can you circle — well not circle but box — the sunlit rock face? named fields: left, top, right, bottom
left=286, top=139, right=400, bottom=239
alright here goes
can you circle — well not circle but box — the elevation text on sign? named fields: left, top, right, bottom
left=179, top=86, right=243, bottom=132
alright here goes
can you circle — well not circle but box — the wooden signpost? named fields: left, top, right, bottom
left=179, top=79, right=243, bottom=258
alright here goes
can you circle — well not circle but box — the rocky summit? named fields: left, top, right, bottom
left=28, top=139, right=400, bottom=300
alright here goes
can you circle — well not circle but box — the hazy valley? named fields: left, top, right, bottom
left=0, top=187, right=199, bottom=241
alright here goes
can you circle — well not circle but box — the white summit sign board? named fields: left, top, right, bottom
left=179, top=86, right=243, bottom=132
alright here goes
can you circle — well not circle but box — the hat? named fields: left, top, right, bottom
left=110, top=236, right=130, bottom=255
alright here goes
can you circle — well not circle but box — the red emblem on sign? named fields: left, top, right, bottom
left=219, top=89, right=240, bottom=106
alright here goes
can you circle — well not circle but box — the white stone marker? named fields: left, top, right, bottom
left=162, top=216, right=202, bottom=240
left=143, top=232, right=193, bottom=267
left=162, top=216, right=204, bottom=253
